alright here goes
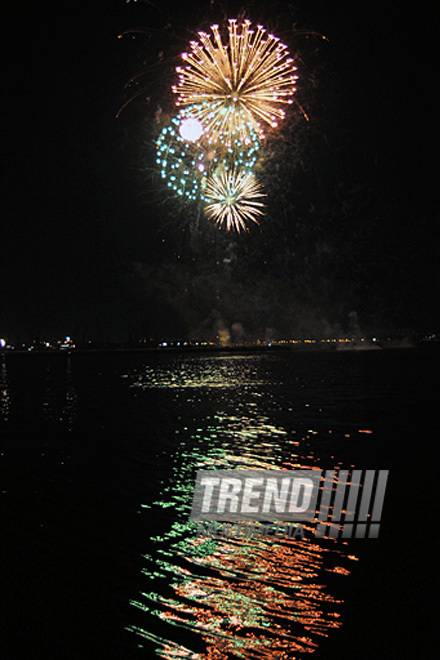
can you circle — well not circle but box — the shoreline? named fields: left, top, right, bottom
left=1, top=339, right=431, bottom=357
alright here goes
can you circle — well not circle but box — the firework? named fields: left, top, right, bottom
left=204, top=170, right=266, bottom=232
left=156, top=105, right=260, bottom=201
left=153, top=19, right=298, bottom=231
left=156, top=108, right=208, bottom=201
left=173, top=19, right=298, bottom=141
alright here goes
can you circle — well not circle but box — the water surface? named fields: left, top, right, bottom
left=2, top=347, right=437, bottom=658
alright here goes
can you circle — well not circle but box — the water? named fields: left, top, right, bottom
left=1, top=346, right=438, bottom=659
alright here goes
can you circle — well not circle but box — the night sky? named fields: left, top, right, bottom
left=3, top=0, right=439, bottom=343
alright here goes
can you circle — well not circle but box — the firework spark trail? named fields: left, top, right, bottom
left=204, top=170, right=266, bottom=232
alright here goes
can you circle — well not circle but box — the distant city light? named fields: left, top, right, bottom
left=59, top=336, right=75, bottom=350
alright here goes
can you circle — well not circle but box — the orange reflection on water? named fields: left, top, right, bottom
left=150, top=531, right=355, bottom=659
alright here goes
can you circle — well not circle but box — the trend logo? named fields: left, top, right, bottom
left=190, top=469, right=389, bottom=539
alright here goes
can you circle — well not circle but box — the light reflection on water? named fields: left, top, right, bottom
left=129, top=354, right=266, bottom=390
left=0, top=357, right=11, bottom=421
left=125, top=354, right=358, bottom=658
left=41, top=356, right=78, bottom=429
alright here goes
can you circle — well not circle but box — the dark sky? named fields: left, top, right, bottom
left=2, top=0, right=439, bottom=342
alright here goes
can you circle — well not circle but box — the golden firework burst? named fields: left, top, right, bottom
left=173, top=19, right=298, bottom=142
left=204, top=169, right=266, bottom=232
